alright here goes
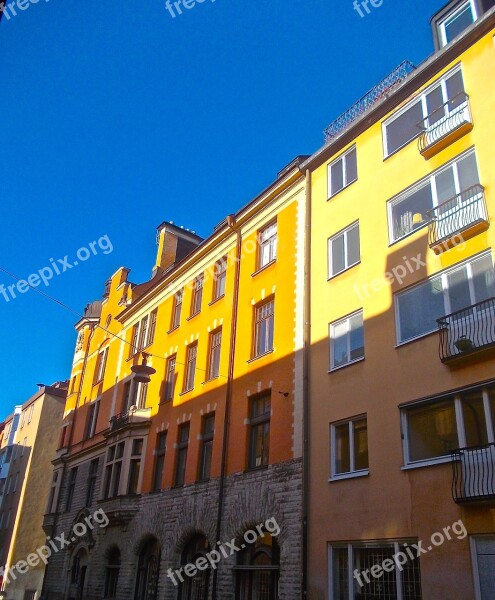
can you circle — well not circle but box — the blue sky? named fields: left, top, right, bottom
left=0, top=0, right=437, bottom=414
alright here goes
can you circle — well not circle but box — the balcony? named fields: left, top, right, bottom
left=427, top=184, right=489, bottom=254
left=418, top=93, right=473, bottom=159
left=452, top=443, right=495, bottom=504
left=437, top=297, right=495, bottom=364
left=108, top=407, right=152, bottom=433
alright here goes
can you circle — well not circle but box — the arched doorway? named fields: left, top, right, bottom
left=134, top=537, right=161, bottom=600
left=179, top=535, right=211, bottom=600
left=235, top=532, right=280, bottom=600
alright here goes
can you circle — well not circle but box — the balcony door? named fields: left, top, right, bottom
left=472, top=536, right=495, bottom=599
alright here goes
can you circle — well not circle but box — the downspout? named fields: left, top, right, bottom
left=40, top=324, right=97, bottom=597
left=212, top=215, right=242, bottom=600
left=302, top=169, right=312, bottom=599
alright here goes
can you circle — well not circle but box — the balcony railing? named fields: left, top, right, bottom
left=452, top=443, right=495, bottom=503
left=324, top=61, right=416, bottom=142
left=418, top=92, right=473, bottom=158
left=427, top=184, right=489, bottom=253
left=437, top=297, right=495, bottom=363
left=109, top=406, right=152, bottom=433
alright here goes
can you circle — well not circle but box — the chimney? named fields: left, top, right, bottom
left=153, top=222, right=203, bottom=276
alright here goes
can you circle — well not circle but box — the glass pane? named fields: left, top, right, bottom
left=347, top=225, right=360, bottom=268
left=387, top=101, right=423, bottom=155
left=435, top=167, right=457, bottom=207
left=345, top=148, right=357, bottom=185
left=332, top=548, right=349, bottom=600
left=462, top=391, right=488, bottom=447
left=397, top=277, right=445, bottom=342
left=446, top=70, right=466, bottom=109
left=331, top=234, right=346, bottom=276
left=331, top=159, right=344, bottom=195
left=457, top=151, right=480, bottom=193
left=447, top=267, right=472, bottom=313
left=391, top=183, right=433, bottom=240
left=407, top=400, right=458, bottom=462
left=471, top=255, right=495, bottom=303
left=353, top=419, right=369, bottom=471
left=335, top=424, right=351, bottom=474
left=353, top=546, right=397, bottom=598
left=444, top=4, right=475, bottom=44
left=349, top=313, right=364, bottom=361
left=426, top=85, right=445, bottom=125
left=332, top=321, right=349, bottom=368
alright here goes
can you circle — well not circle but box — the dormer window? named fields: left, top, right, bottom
left=435, top=0, right=478, bottom=48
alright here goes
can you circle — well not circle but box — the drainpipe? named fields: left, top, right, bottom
left=302, top=169, right=312, bottom=599
left=212, top=215, right=242, bottom=600
left=40, top=324, right=97, bottom=597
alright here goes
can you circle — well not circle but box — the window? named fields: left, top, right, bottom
left=47, top=471, right=60, bottom=513
left=21, top=437, right=27, bottom=457
left=213, top=258, right=227, bottom=301
left=330, top=540, right=421, bottom=600
left=331, top=417, right=369, bottom=478
left=134, top=538, right=160, bottom=600
left=104, top=546, right=121, bottom=600
left=198, top=414, right=215, bottom=481
left=66, top=467, right=78, bottom=511
left=84, top=401, right=100, bottom=440
left=123, top=380, right=148, bottom=412
left=438, top=0, right=477, bottom=47
left=171, top=290, right=183, bottom=330
left=6, top=510, right=11, bottom=529
left=180, top=536, right=211, bottom=600
left=5, top=476, right=10, bottom=495
left=388, top=148, right=479, bottom=242
left=174, top=423, right=190, bottom=487
left=253, top=298, right=275, bottom=358
left=328, top=146, right=357, bottom=197
left=395, top=252, right=495, bottom=343
left=328, top=222, right=360, bottom=278
left=383, top=67, right=466, bottom=156
left=12, top=444, right=18, bottom=461
left=402, top=384, right=495, bottom=465
left=258, top=222, right=278, bottom=269
left=207, top=329, right=222, bottom=380
left=103, top=442, right=125, bottom=499
left=20, top=411, right=26, bottom=429
left=329, top=310, right=364, bottom=370
left=93, top=348, right=108, bottom=384
left=190, top=274, right=204, bottom=317
left=86, top=459, right=99, bottom=506
left=248, top=394, right=271, bottom=469
left=13, top=472, right=19, bottom=493
left=127, top=438, right=143, bottom=495
left=28, top=404, right=34, bottom=424
left=183, top=343, right=197, bottom=392
left=235, top=532, right=280, bottom=600
left=152, top=432, right=167, bottom=492
left=130, top=311, right=157, bottom=356
left=164, top=355, right=176, bottom=401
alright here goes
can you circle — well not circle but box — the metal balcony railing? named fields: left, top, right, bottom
left=437, top=297, right=495, bottom=363
left=109, top=410, right=130, bottom=432
left=452, top=443, right=495, bottom=503
left=418, top=92, right=472, bottom=156
left=324, top=61, right=416, bottom=142
left=108, top=406, right=152, bottom=433
left=427, top=184, right=488, bottom=251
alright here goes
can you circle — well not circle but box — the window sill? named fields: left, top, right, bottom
left=202, top=376, right=219, bottom=385
left=383, top=132, right=421, bottom=162
left=208, top=295, right=225, bottom=307
left=329, top=470, right=369, bottom=482
left=167, top=326, right=180, bottom=335
left=159, top=398, right=173, bottom=405
left=179, top=388, right=194, bottom=397
left=401, top=455, right=453, bottom=471
left=327, top=177, right=358, bottom=201
left=186, top=312, right=201, bottom=322
left=126, top=342, right=154, bottom=361
left=251, top=260, right=277, bottom=277
left=327, top=261, right=361, bottom=281
left=244, top=465, right=269, bottom=474
left=328, top=356, right=365, bottom=373
left=388, top=221, right=428, bottom=248
left=395, top=329, right=437, bottom=348
left=247, top=350, right=275, bottom=364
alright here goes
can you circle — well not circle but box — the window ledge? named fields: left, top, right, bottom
left=401, top=456, right=453, bottom=471
left=179, top=389, right=194, bottom=397
left=248, top=350, right=275, bottom=364
left=327, top=177, right=358, bottom=201
left=186, top=312, right=201, bottom=322
left=327, top=261, right=361, bottom=281
left=251, top=260, right=277, bottom=277
left=244, top=465, right=269, bottom=474
left=202, top=376, right=219, bottom=385
left=208, top=295, right=225, bottom=307
left=167, top=326, right=180, bottom=335
left=388, top=222, right=428, bottom=248
left=395, top=329, right=437, bottom=348
left=329, top=470, right=369, bottom=482
left=383, top=132, right=421, bottom=162
left=328, top=356, right=365, bottom=373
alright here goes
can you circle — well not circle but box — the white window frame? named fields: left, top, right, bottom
left=329, top=310, right=365, bottom=371
left=258, top=222, right=278, bottom=269
left=387, top=147, right=478, bottom=243
left=395, top=251, right=494, bottom=344
left=439, top=0, right=477, bottom=48
left=328, top=540, right=420, bottom=600
left=327, top=145, right=358, bottom=198
left=28, top=404, right=34, bottom=424
left=328, top=222, right=360, bottom=279
left=382, top=65, right=464, bottom=157
left=330, top=415, right=369, bottom=481
left=401, top=384, right=495, bottom=468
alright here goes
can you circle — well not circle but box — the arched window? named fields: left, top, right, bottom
left=235, top=532, right=280, bottom=600
left=179, top=535, right=211, bottom=600
left=134, top=538, right=161, bottom=600
left=104, top=546, right=121, bottom=599
left=69, top=548, right=88, bottom=600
